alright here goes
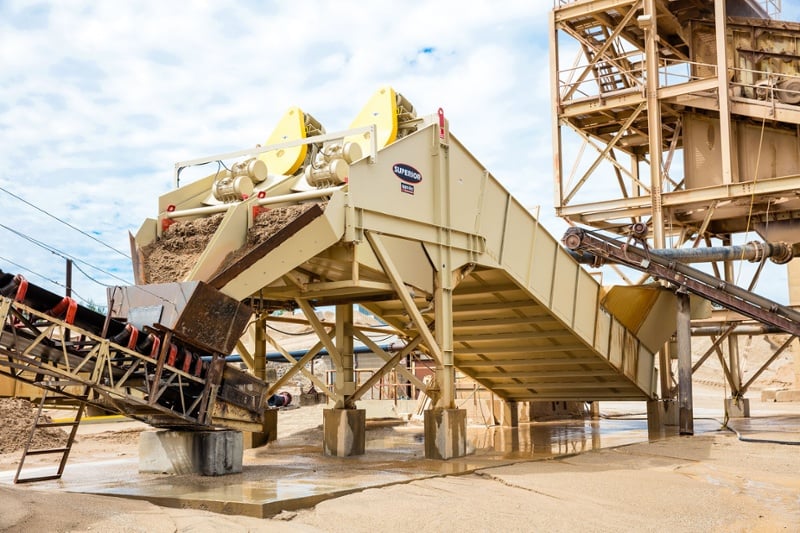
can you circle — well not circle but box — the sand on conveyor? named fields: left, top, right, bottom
left=142, top=213, right=225, bottom=284
left=215, top=203, right=322, bottom=275
left=142, top=203, right=323, bottom=284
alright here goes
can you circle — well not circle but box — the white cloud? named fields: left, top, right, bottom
left=0, top=0, right=794, bottom=308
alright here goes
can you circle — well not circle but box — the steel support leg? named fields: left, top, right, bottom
left=677, top=292, right=694, bottom=435
left=245, top=314, right=276, bottom=448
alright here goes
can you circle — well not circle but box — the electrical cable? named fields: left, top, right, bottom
left=0, top=221, right=132, bottom=286
left=266, top=323, right=315, bottom=336
left=0, top=184, right=131, bottom=259
left=735, top=114, right=768, bottom=287
left=0, top=223, right=177, bottom=311
left=0, top=254, right=93, bottom=307
left=718, top=422, right=800, bottom=445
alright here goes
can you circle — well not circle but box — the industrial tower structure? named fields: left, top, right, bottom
left=550, top=0, right=800, bottom=414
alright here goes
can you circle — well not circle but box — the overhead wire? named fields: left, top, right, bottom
left=0, top=221, right=133, bottom=287
left=0, top=184, right=131, bottom=259
left=0, top=254, right=93, bottom=307
left=0, top=222, right=178, bottom=311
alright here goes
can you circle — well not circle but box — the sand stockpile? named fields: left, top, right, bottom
left=0, top=398, right=69, bottom=454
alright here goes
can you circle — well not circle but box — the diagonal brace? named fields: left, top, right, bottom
left=365, top=231, right=443, bottom=367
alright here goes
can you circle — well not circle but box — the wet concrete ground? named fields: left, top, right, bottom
left=0, top=400, right=798, bottom=519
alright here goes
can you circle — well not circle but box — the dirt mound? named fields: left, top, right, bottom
left=0, top=398, right=69, bottom=454
left=692, top=333, right=796, bottom=389
left=142, top=213, right=225, bottom=283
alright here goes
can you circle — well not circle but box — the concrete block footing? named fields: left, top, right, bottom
left=492, top=400, right=519, bottom=427
left=139, top=430, right=243, bottom=476
left=323, top=408, right=365, bottom=457
left=725, top=397, right=751, bottom=418
left=647, top=399, right=679, bottom=433
left=244, top=409, right=278, bottom=449
left=530, top=401, right=586, bottom=421
left=424, top=408, right=467, bottom=460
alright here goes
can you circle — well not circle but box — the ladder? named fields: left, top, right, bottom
left=14, top=385, right=87, bottom=484
left=577, top=21, right=632, bottom=94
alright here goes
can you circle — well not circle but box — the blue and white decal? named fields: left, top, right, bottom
left=393, top=163, right=422, bottom=183
left=400, top=183, right=415, bottom=195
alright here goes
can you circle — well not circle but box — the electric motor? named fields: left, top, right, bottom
left=231, top=157, right=268, bottom=183
left=303, top=141, right=363, bottom=188
left=212, top=175, right=254, bottom=202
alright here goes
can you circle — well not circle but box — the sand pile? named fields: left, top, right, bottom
left=0, top=398, right=68, bottom=454
left=692, top=333, right=796, bottom=389
left=142, top=213, right=225, bottom=283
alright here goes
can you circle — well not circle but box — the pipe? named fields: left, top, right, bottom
left=165, top=186, right=343, bottom=220
left=568, top=241, right=797, bottom=266
left=566, top=229, right=800, bottom=325
left=653, top=242, right=795, bottom=265
left=691, top=324, right=783, bottom=336
left=205, top=341, right=405, bottom=364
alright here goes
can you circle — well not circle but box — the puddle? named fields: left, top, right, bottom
left=0, top=416, right=729, bottom=518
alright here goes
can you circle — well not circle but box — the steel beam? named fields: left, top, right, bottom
left=676, top=292, right=694, bottom=434
left=350, top=336, right=422, bottom=402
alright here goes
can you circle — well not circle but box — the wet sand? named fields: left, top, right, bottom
left=1, top=385, right=799, bottom=532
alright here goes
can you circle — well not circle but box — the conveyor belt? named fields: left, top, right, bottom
left=563, top=227, right=800, bottom=337
left=0, top=270, right=266, bottom=431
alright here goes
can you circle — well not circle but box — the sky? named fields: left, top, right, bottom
left=1, top=0, right=798, bottom=309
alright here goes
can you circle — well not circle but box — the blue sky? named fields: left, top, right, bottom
left=0, top=1, right=797, bottom=307
left=0, top=0, right=551, bottom=307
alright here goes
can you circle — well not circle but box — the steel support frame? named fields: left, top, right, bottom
left=563, top=104, right=648, bottom=205
left=692, top=327, right=796, bottom=398
left=0, top=298, right=217, bottom=428
left=350, top=335, right=423, bottom=402
left=263, top=303, right=341, bottom=404
left=558, top=1, right=642, bottom=102
left=365, top=230, right=455, bottom=408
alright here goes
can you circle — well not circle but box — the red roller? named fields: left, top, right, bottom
left=166, top=344, right=178, bottom=366
left=14, top=275, right=28, bottom=302
left=182, top=350, right=193, bottom=373
left=126, top=325, right=139, bottom=350
left=47, top=297, right=78, bottom=325
left=148, top=334, right=161, bottom=357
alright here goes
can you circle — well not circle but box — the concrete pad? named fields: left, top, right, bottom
left=424, top=408, right=466, bottom=459
left=323, top=408, right=365, bottom=456
left=354, top=399, right=416, bottom=419
left=530, top=401, right=586, bottom=421
left=761, top=389, right=779, bottom=402
left=725, top=398, right=750, bottom=418
left=498, top=400, right=518, bottom=428
left=139, top=430, right=243, bottom=476
left=0, top=409, right=736, bottom=520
